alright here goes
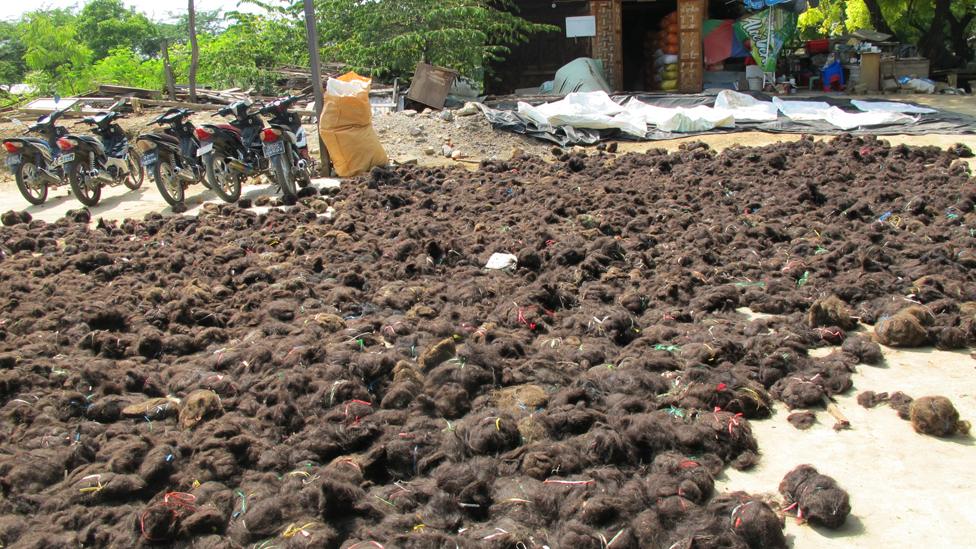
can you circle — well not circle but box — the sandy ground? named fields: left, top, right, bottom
left=718, top=310, right=975, bottom=548
left=0, top=93, right=974, bottom=549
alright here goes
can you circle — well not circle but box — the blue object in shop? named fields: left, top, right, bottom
left=820, top=60, right=844, bottom=91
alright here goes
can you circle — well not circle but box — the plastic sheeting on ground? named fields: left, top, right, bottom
left=714, top=90, right=779, bottom=122
left=518, top=92, right=646, bottom=137
left=625, top=100, right=735, bottom=133
left=851, top=100, right=937, bottom=114
left=773, top=97, right=915, bottom=130
left=480, top=91, right=976, bottom=146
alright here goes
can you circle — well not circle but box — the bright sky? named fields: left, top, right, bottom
left=1, top=0, right=265, bottom=22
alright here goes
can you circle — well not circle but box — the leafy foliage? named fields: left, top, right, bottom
left=256, top=0, right=558, bottom=80
left=91, top=47, right=164, bottom=89
left=8, top=0, right=554, bottom=94
left=0, top=21, right=27, bottom=85
left=20, top=10, right=93, bottom=95
left=77, top=0, right=159, bottom=58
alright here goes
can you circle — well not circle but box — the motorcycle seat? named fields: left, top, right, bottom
left=143, top=133, right=180, bottom=145
left=17, top=137, right=51, bottom=149
left=76, top=135, right=101, bottom=147
left=217, top=124, right=242, bottom=136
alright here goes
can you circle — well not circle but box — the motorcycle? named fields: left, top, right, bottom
left=58, top=111, right=144, bottom=207
left=195, top=101, right=266, bottom=203
left=256, top=95, right=315, bottom=200
left=2, top=108, right=71, bottom=205
left=136, top=108, right=207, bottom=206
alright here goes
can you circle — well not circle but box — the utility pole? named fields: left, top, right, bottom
left=188, top=0, right=199, bottom=103
left=303, top=0, right=331, bottom=177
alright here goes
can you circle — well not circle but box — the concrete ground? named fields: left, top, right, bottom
left=719, top=311, right=975, bottom=548
left=0, top=94, right=973, bottom=549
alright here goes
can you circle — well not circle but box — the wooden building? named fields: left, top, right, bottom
left=491, top=0, right=743, bottom=94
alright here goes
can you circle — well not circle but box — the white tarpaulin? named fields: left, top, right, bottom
left=822, top=107, right=915, bottom=130
left=851, top=100, right=936, bottom=114
left=518, top=92, right=646, bottom=137
left=774, top=97, right=914, bottom=129
left=713, top=90, right=779, bottom=122
left=625, top=100, right=735, bottom=133
left=513, top=91, right=918, bottom=138
left=772, top=97, right=832, bottom=121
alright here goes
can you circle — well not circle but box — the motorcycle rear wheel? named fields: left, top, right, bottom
left=153, top=159, right=185, bottom=207
left=205, top=153, right=242, bottom=203
left=68, top=162, right=102, bottom=207
left=14, top=161, right=48, bottom=205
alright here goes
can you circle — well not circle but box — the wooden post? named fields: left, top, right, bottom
left=188, top=0, right=199, bottom=103
left=303, top=0, right=332, bottom=177
left=677, top=0, right=705, bottom=93
left=162, top=39, right=177, bottom=100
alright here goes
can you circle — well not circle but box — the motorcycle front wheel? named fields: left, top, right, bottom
left=124, top=148, right=145, bottom=190
left=272, top=153, right=296, bottom=201
left=67, top=162, right=102, bottom=207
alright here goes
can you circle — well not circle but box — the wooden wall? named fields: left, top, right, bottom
left=591, top=0, right=624, bottom=90
left=487, top=0, right=593, bottom=94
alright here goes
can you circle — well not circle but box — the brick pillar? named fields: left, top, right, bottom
left=590, top=0, right=623, bottom=91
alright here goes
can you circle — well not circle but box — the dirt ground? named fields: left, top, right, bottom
left=0, top=93, right=973, bottom=548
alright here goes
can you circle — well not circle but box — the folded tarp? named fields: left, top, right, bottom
left=551, top=58, right=612, bottom=95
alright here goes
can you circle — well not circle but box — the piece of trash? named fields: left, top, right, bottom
left=485, top=253, right=518, bottom=270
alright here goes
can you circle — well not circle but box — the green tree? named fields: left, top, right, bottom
left=0, top=21, right=27, bottom=85
left=249, top=0, right=556, bottom=81
left=19, top=9, right=94, bottom=95
left=797, top=0, right=975, bottom=68
left=77, top=0, right=159, bottom=59
left=314, top=0, right=558, bottom=79
left=91, top=47, right=164, bottom=89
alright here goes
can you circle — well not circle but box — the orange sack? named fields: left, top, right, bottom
left=318, top=72, right=389, bottom=177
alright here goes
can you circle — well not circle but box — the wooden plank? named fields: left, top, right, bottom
left=139, top=98, right=221, bottom=110
left=97, top=84, right=161, bottom=99
left=18, top=108, right=101, bottom=119
left=677, top=0, right=704, bottom=93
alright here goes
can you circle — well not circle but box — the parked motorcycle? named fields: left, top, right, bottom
left=257, top=95, right=315, bottom=200
left=195, top=101, right=265, bottom=203
left=2, top=108, right=71, bottom=205
left=136, top=108, right=207, bottom=206
left=57, top=111, right=144, bottom=207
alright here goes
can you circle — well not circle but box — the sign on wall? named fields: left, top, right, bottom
left=566, top=16, right=597, bottom=38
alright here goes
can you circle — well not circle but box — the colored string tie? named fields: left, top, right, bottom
left=727, top=413, right=744, bottom=435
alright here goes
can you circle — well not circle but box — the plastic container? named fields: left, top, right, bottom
left=807, top=39, right=830, bottom=54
